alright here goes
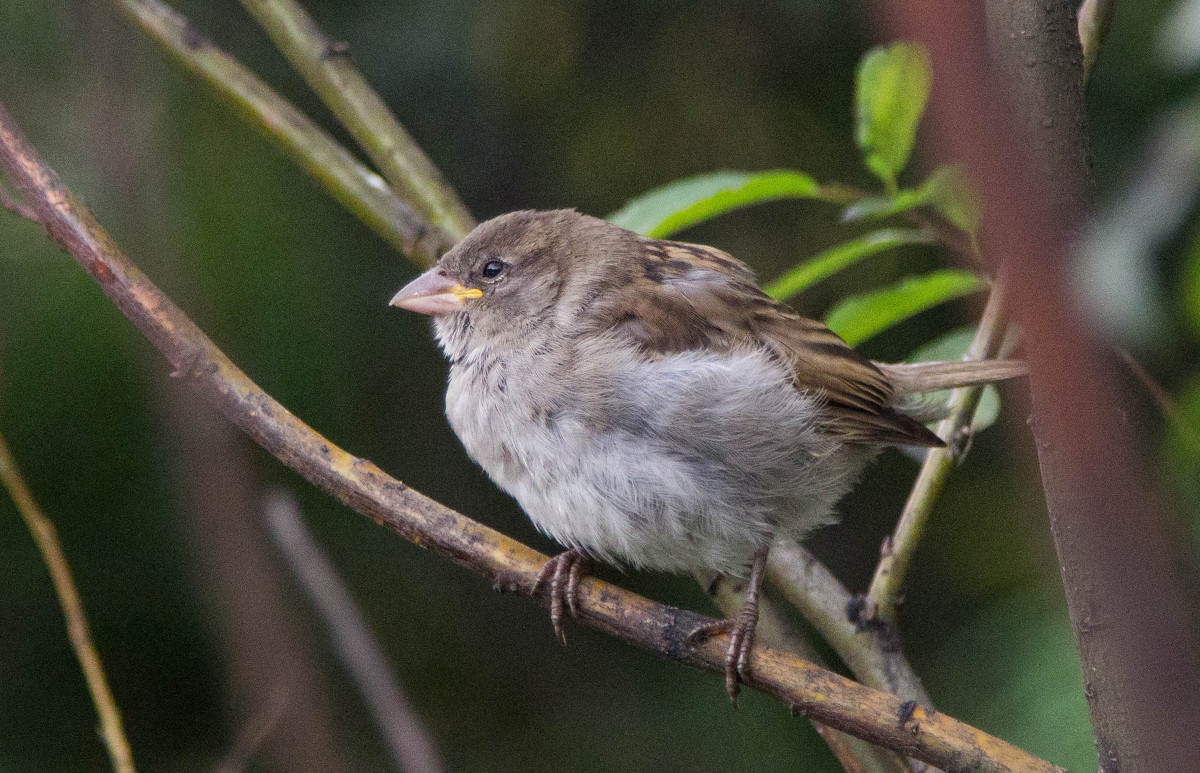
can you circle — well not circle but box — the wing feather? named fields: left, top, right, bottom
left=598, top=238, right=944, bottom=447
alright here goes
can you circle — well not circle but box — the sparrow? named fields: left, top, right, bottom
left=390, top=209, right=1024, bottom=701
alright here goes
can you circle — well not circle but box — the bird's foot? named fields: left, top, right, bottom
left=532, top=549, right=592, bottom=644
left=687, top=600, right=761, bottom=705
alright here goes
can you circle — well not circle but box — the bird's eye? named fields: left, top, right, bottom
left=480, top=259, right=507, bottom=279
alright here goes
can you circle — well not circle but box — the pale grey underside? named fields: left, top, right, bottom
left=438, top=315, right=874, bottom=576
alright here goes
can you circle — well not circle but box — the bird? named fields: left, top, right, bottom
left=390, top=208, right=1024, bottom=701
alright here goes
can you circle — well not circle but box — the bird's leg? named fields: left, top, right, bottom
left=687, top=545, right=770, bottom=704
left=532, top=549, right=592, bottom=644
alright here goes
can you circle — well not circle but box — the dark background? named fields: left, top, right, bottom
left=2, top=1, right=1197, bottom=770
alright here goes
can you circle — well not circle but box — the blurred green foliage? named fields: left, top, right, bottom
left=609, top=170, right=822, bottom=239
left=853, top=41, right=931, bottom=193
left=1, top=1, right=1198, bottom=772
left=824, top=269, right=984, bottom=346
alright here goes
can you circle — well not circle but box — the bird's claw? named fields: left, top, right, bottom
left=533, top=550, right=592, bottom=644
left=687, top=605, right=760, bottom=705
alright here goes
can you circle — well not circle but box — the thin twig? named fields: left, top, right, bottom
left=0, top=100, right=1064, bottom=773
left=109, top=0, right=445, bottom=264
left=705, top=573, right=909, bottom=773
left=263, top=490, right=444, bottom=773
left=1116, top=346, right=1200, bottom=459
left=865, top=284, right=1008, bottom=622
left=0, top=429, right=136, bottom=773
left=237, top=0, right=475, bottom=241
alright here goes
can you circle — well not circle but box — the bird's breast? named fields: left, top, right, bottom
left=444, top=351, right=573, bottom=493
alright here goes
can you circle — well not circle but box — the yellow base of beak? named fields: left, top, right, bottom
left=390, top=269, right=482, bottom=316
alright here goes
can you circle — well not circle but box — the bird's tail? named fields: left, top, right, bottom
left=876, top=359, right=1028, bottom=395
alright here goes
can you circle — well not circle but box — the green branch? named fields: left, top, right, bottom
left=0, top=430, right=136, bottom=773
left=111, top=0, right=446, bottom=265
left=865, top=284, right=1009, bottom=622
left=238, top=0, right=475, bottom=240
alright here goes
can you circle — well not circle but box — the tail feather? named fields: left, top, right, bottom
left=876, top=359, right=1027, bottom=395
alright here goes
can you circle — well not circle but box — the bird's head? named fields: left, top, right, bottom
left=390, top=209, right=632, bottom=359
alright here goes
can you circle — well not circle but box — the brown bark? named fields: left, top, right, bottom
left=873, top=2, right=1200, bottom=770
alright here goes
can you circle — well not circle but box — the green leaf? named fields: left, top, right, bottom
left=824, top=269, right=985, bottom=346
left=841, top=164, right=981, bottom=244
left=855, top=42, right=933, bottom=191
left=609, top=170, right=823, bottom=238
left=923, top=164, right=982, bottom=241
left=764, top=228, right=936, bottom=301
left=841, top=188, right=929, bottom=223
left=907, top=327, right=1002, bottom=431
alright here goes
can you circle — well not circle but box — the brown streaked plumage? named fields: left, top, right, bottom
left=390, top=209, right=1025, bottom=702
left=605, top=236, right=945, bottom=447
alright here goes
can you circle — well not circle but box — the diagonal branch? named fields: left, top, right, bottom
left=766, top=542, right=940, bottom=773
left=237, top=0, right=476, bottom=240
left=0, top=429, right=137, bottom=773
left=111, top=0, right=446, bottom=264
left=866, top=284, right=1008, bottom=622
left=769, top=541, right=933, bottom=708
left=0, top=99, right=1064, bottom=773
left=263, top=491, right=444, bottom=773
left=705, top=573, right=909, bottom=773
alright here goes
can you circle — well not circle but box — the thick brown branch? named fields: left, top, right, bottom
left=876, top=1, right=1200, bottom=770
left=0, top=100, right=1065, bottom=773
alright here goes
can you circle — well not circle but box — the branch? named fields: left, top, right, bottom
left=768, top=542, right=933, bottom=709
left=237, top=0, right=476, bottom=241
left=878, top=1, right=1200, bottom=769
left=765, top=542, right=940, bottom=773
left=0, top=429, right=137, bottom=773
left=866, top=284, right=1008, bottom=621
left=0, top=100, right=1065, bottom=773
left=110, top=0, right=446, bottom=264
left=705, top=574, right=909, bottom=773
left=263, top=491, right=444, bottom=773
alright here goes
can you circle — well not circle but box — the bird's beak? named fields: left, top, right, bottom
left=389, top=269, right=483, bottom=316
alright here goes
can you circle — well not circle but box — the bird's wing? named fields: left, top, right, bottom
left=600, top=237, right=944, bottom=447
